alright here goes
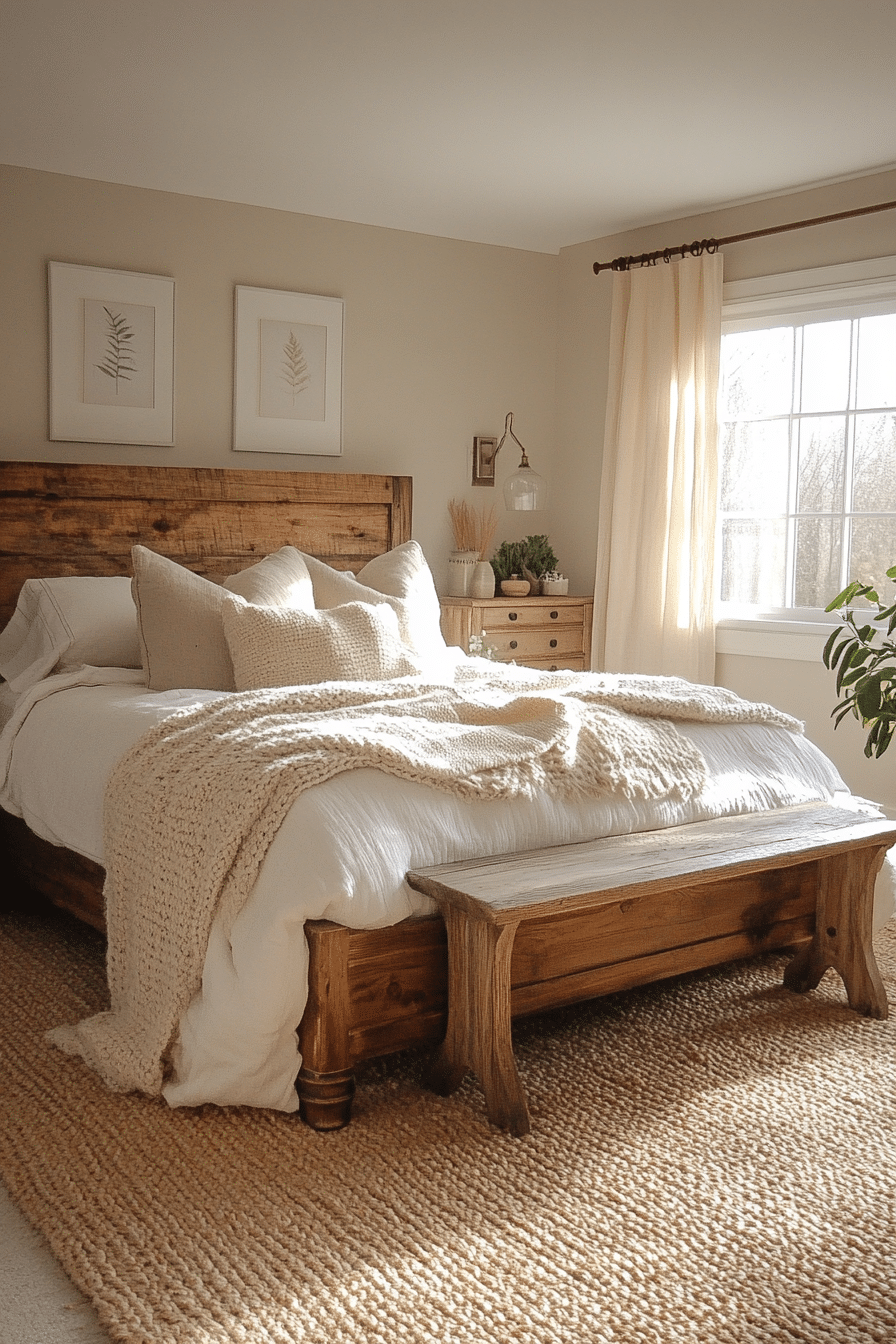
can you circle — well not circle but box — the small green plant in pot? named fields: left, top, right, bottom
left=823, top=565, right=896, bottom=758
left=490, top=535, right=558, bottom=593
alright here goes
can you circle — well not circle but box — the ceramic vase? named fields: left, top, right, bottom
left=446, top=550, right=479, bottom=597
left=471, top=560, right=496, bottom=599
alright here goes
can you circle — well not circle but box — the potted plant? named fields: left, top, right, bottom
left=490, top=535, right=558, bottom=595
left=823, top=565, right=896, bottom=758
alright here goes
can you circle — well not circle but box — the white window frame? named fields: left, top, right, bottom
left=716, top=254, right=896, bottom=661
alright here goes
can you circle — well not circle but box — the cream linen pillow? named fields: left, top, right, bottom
left=300, top=542, right=446, bottom=660
left=0, top=576, right=141, bottom=693
left=131, top=546, right=237, bottom=692
left=224, top=545, right=314, bottom=609
left=223, top=597, right=422, bottom=690
left=132, top=545, right=319, bottom=691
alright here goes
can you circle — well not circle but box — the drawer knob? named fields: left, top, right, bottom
left=508, top=612, right=518, bottom=621
left=550, top=638, right=557, bottom=648
left=550, top=664, right=558, bottom=671
left=509, top=640, right=518, bottom=650
left=549, top=611, right=559, bottom=620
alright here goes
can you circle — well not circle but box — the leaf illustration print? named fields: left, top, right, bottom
left=95, top=307, right=138, bottom=394
left=280, top=330, right=311, bottom=404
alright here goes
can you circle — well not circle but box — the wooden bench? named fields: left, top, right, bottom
left=406, top=804, right=896, bottom=1136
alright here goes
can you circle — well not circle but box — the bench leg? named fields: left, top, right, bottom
left=425, top=908, right=530, bottom=1137
left=783, top=846, right=889, bottom=1020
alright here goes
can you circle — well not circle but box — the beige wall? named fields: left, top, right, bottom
left=3, top=160, right=895, bottom=805
left=0, top=164, right=558, bottom=584
left=557, top=166, right=896, bottom=809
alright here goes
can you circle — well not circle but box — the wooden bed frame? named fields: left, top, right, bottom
left=0, top=460, right=886, bottom=1132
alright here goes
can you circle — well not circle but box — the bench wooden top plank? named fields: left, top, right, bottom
left=407, top=804, right=896, bottom=926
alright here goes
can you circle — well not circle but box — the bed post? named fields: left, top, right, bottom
left=296, top=920, right=356, bottom=1131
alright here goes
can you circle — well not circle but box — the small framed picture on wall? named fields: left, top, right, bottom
left=48, top=262, right=175, bottom=445
left=233, top=286, right=344, bottom=455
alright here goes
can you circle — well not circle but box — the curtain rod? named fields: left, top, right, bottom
left=592, top=197, right=896, bottom=275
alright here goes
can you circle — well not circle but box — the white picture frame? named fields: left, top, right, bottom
left=233, top=286, right=344, bottom=455
left=48, top=262, right=175, bottom=445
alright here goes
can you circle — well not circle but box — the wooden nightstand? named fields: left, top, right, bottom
left=440, top=595, right=594, bottom=671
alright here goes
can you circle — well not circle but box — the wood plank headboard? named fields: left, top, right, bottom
left=0, top=461, right=413, bottom=624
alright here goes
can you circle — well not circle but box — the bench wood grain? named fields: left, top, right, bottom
left=407, top=804, right=896, bottom=1136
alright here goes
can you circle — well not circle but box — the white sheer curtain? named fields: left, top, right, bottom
left=592, top=253, right=723, bottom=685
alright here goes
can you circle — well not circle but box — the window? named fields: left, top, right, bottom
left=717, top=258, right=896, bottom=619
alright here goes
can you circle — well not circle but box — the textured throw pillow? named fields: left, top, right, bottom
left=0, top=576, right=141, bottom=694
left=224, top=545, right=314, bottom=610
left=223, top=597, right=422, bottom=690
left=131, top=546, right=238, bottom=692
left=301, top=542, right=446, bottom=659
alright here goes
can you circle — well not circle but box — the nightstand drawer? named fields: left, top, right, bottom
left=514, top=655, right=586, bottom=672
left=488, top=627, right=585, bottom=661
left=479, top=602, right=589, bottom=632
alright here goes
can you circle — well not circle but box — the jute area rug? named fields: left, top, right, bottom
left=2, top=899, right=895, bottom=1344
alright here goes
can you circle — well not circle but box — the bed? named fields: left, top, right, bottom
left=1, top=459, right=892, bottom=1130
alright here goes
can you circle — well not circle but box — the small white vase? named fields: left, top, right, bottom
left=471, top=560, right=496, bottom=599
left=446, top=550, right=479, bottom=597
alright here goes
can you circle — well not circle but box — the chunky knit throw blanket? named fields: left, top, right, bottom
left=49, top=666, right=801, bottom=1096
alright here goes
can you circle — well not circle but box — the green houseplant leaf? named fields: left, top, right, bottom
left=823, top=569, right=896, bottom=758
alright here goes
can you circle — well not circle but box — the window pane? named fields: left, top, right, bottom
left=796, top=416, right=845, bottom=512
left=720, top=519, right=786, bottom=605
left=856, top=314, right=896, bottom=409
left=853, top=413, right=896, bottom=512
left=799, top=320, right=851, bottom=413
left=720, top=420, right=790, bottom=512
left=849, top=517, right=896, bottom=590
left=721, top=328, right=793, bottom=418
left=794, top=517, right=841, bottom=607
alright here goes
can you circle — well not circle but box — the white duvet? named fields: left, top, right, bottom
left=1, top=664, right=893, bottom=1112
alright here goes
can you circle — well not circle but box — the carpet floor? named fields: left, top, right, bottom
left=1, top=898, right=895, bottom=1344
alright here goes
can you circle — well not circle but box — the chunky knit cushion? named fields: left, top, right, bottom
left=222, top=598, right=423, bottom=689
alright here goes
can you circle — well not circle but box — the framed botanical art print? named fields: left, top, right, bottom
left=48, top=262, right=175, bottom=445
left=233, top=286, right=344, bottom=455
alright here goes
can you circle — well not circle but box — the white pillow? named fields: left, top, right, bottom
left=224, top=546, right=314, bottom=610
left=0, top=576, right=141, bottom=694
left=223, top=598, right=422, bottom=690
left=301, top=542, right=446, bottom=660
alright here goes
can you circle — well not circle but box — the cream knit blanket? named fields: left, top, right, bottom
left=49, top=667, right=801, bottom=1096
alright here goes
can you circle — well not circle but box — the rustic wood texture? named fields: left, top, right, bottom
left=439, top=595, right=594, bottom=670
left=783, top=846, right=890, bottom=1017
left=426, top=908, right=530, bottom=1135
left=297, top=921, right=356, bottom=1130
left=0, top=461, right=412, bottom=623
left=407, top=804, right=896, bottom=1134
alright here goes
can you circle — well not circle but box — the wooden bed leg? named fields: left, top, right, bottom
left=297, top=921, right=356, bottom=1131
left=784, top=847, right=890, bottom=1019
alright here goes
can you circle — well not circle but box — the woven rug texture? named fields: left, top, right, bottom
left=1, top=900, right=895, bottom=1344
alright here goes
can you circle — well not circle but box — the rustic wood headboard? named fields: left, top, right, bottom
left=0, top=461, right=412, bottom=624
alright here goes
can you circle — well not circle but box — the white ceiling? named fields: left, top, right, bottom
left=3, top=0, right=896, bottom=254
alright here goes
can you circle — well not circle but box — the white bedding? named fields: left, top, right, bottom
left=2, top=665, right=893, bottom=1112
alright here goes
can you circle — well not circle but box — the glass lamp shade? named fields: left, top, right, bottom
left=503, top=454, right=547, bottom=510
left=496, top=412, right=547, bottom=511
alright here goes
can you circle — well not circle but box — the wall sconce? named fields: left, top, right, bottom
left=471, top=412, right=547, bottom=511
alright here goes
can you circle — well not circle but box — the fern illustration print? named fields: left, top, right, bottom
left=281, top=330, right=311, bottom=404
left=95, top=307, right=138, bottom=393
left=82, top=297, right=155, bottom=409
